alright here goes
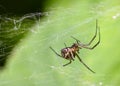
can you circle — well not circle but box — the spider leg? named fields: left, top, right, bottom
left=82, top=26, right=100, bottom=50
left=50, top=46, right=62, bottom=57
left=63, top=60, right=72, bottom=66
left=71, top=36, right=81, bottom=44
left=64, top=43, right=67, bottom=48
left=81, top=19, right=98, bottom=46
left=75, top=53, right=95, bottom=73
left=71, top=19, right=99, bottom=47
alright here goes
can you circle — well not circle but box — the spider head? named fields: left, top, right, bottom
left=71, top=43, right=81, bottom=52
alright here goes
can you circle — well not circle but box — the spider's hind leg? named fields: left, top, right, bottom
left=64, top=43, right=67, bottom=48
left=50, top=46, right=62, bottom=57
left=63, top=60, right=72, bottom=66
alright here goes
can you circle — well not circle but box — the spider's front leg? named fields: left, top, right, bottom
left=71, top=20, right=100, bottom=49
left=82, top=26, right=100, bottom=50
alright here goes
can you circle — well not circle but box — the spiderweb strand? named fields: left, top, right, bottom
left=0, top=12, right=49, bottom=67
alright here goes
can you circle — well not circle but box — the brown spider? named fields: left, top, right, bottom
left=50, top=20, right=100, bottom=73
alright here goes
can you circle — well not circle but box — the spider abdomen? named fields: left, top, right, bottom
left=61, top=48, right=75, bottom=60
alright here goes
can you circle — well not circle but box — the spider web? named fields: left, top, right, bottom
left=0, top=12, right=49, bottom=67
left=0, top=1, right=120, bottom=86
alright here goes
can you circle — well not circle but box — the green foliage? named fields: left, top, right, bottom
left=0, top=0, right=120, bottom=86
left=0, top=16, right=36, bottom=67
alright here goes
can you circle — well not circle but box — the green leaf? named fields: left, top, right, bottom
left=1, top=0, right=120, bottom=86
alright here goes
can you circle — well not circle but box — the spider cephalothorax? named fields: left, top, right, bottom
left=50, top=20, right=100, bottom=73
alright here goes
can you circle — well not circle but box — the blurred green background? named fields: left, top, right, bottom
left=0, top=0, right=120, bottom=86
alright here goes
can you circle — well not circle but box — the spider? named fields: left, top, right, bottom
left=50, top=20, right=100, bottom=73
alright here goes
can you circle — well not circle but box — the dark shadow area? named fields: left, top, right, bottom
left=0, top=11, right=45, bottom=68
left=0, top=0, right=48, bottom=15
left=0, top=0, right=48, bottom=68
